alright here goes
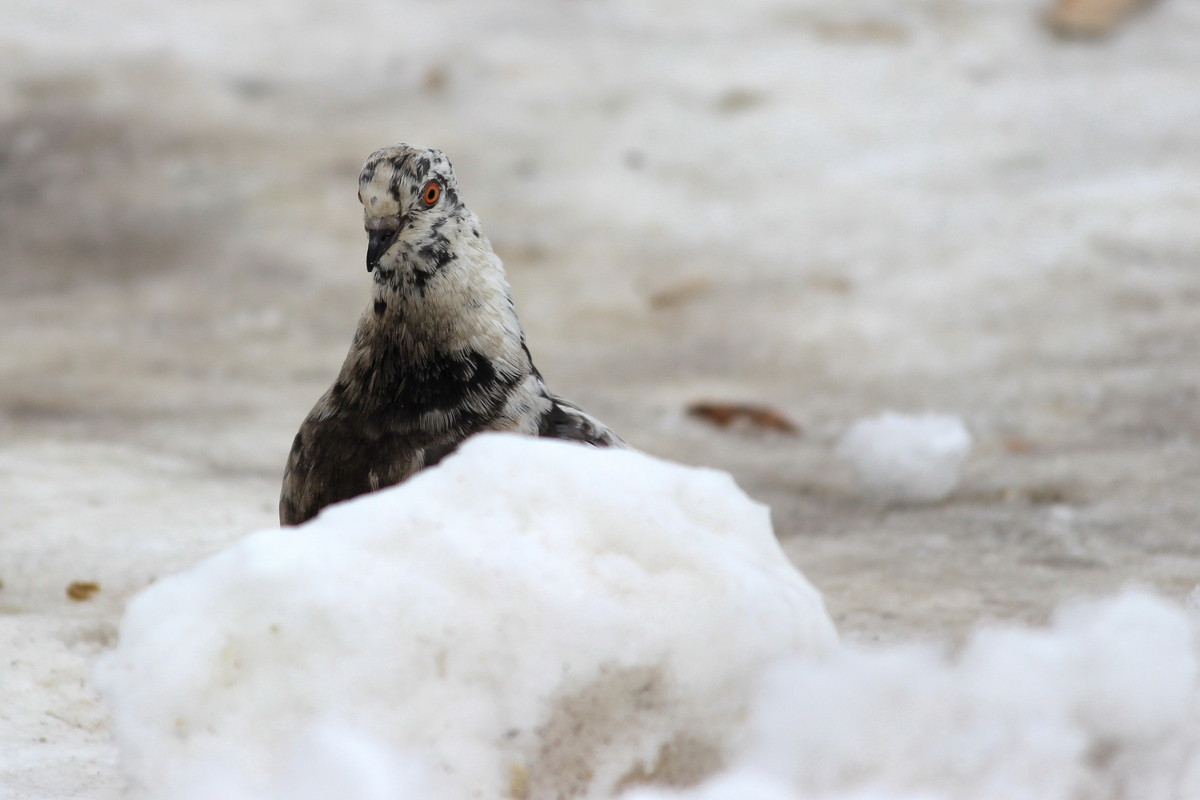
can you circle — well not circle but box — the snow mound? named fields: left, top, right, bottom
left=837, top=412, right=972, bottom=502
left=628, top=592, right=1200, bottom=800
left=164, top=724, right=433, bottom=800
left=94, top=433, right=837, bottom=800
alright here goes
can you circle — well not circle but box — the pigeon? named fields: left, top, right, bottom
left=279, top=144, right=625, bottom=526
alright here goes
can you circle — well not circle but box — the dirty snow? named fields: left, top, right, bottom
left=3, top=0, right=1200, bottom=797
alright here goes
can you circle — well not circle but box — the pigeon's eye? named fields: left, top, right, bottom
left=422, top=181, right=441, bottom=207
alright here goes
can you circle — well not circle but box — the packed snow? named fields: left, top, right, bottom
left=87, top=438, right=1200, bottom=800
left=94, top=435, right=837, bottom=800
left=86, top=437, right=1200, bottom=800
left=100, top=519, right=1200, bottom=800
left=837, top=412, right=972, bottom=502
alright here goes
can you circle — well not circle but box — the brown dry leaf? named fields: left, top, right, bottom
left=687, top=402, right=801, bottom=435
left=648, top=277, right=712, bottom=309
left=812, top=20, right=910, bottom=44
left=1045, top=0, right=1155, bottom=38
left=806, top=273, right=854, bottom=294
left=1026, top=485, right=1075, bottom=505
left=423, top=65, right=449, bottom=94
left=66, top=581, right=101, bottom=601
left=715, top=87, right=769, bottom=115
left=1000, top=436, right=1036, bottom=454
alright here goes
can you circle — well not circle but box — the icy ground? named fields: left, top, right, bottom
left=2, top=0, right=1200, bottom=797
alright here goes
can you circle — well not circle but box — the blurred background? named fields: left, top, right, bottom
left=3, top=0, right=1200, bottom=638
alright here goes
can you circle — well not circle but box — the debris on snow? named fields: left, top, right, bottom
left=1045, top=0, right=1157, bottom=38
left=66, top=581, right=102, bottom=602
left=687, top=402, right=801, bottom=435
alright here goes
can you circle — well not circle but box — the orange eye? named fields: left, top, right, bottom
left=422, top=181, right=441, bottom=206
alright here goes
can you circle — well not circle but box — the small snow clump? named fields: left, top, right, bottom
left=837, top=411, right=971, bottom=502
left=626, top=591, right=1200, bottom=800
left=94, top=433, right=837, bottom=800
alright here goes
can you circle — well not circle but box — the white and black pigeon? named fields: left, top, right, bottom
left=279, top=144, right=625, bottom=526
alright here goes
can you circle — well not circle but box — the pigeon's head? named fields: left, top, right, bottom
left=358, top=144, right=464, bottom=274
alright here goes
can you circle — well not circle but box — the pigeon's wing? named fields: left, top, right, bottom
left=537, top=395, right=626, bottom=448
left=278, top=417, right=375, bottom=527
left=279, top=412, right=425, bottom=526
left=279, top=422, right=330, bottom=526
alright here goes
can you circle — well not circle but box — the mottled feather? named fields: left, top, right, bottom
left=280, top=144, right=624, bottom=525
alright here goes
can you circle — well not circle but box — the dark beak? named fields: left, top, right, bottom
left=366, top=229, right=400, bottom=273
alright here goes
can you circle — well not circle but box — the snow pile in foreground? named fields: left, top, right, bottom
left=94, top=434, right=837, bottom=800
left=837, top=412, right=972, bottom=502
left=630, top=592, right=1200, bottom=800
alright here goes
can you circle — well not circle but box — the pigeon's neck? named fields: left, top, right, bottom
left=333, top=245, right=531, bottom=410
left=368, top=247, right=524, bottom=354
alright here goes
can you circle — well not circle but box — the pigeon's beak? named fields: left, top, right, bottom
left=366, top=228, right=400, bottom=273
